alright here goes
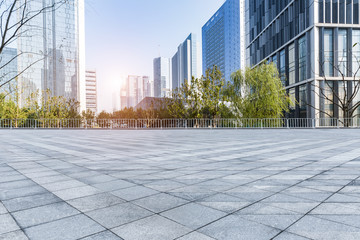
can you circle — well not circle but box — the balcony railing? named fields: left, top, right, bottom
left=0, top=118, right=360, bottom=129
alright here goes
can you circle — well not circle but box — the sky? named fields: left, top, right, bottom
left=85, top=0, right=225, bottom=112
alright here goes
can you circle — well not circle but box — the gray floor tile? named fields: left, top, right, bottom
left=288, top=215, right=360, bottom=240
left=86, top=203, right=153, bottom=228
left=111, top=186, right=158, bottom=201
left=0, top=214, right=20, bottom=235
left=112, top=215, right=191, bottom=240
left=0, top=230, right=28, bottom=240
left=24, top=214, right=104, bottom=240
left=12, top=202, right=79, bottom=228
left=3, top=192, right=61, bottom=212
left=198, top=215, right=280, bottom=240
left=80, top=230, right=122, bottom=240
left=161, top=203, right=226, bottom=229
left=133, top=193, right=188, bottom=213
left=54, top=186, right=102, bottom=200
left=68, top=193, right=125, bottom=212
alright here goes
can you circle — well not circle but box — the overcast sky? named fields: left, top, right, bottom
left=85, top=0, right=224, bottom=112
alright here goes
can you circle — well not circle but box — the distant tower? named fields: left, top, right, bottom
left=153, top=57, right=171, bottom=98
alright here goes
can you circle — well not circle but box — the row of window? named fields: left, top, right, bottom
left=319, top=0, right=359, bottom=24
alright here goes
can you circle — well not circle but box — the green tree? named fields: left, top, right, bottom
left=200, top=66, right=227, bottom=123
left=227, top=62, right=290, bottom=119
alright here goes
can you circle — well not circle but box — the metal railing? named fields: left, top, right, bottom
left=0, top=118, right=360, bottom=129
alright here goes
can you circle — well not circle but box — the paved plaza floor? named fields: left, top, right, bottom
left=0, top=129, right=360, bottom=239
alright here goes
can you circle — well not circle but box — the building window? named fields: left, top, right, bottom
left=323, top=29, right=334, bottom=77
left=338, top=29, right=347, bottom=77
left=325, top=0, right=331, bottom=23
left=353, top=30, right=360, bottom=77
left=289, top=43, right=296, bottom=85
left=319, top=0, right=324, bottom=23
left=333, top=0, right=338, bottom=23
left=346, top=0, right=352, bottom=24
left=289, top=88, right=296, bottom=111
left=320, top=81, right=334, bottom=118
left=280, top=49, right=286, bottom=85
left=299, top=84, right=307, bottom=118
left=299, top=36, right=307, bottom=82
left=339, top=0, right=345, bottom=23
left=355, top=0, right=359, bottom=24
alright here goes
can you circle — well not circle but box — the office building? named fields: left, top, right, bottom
left=202, top=0, right=245, bottom=81
left=245, top=0, right=360, bottom=119
left=172, top=33, right=201, bottom=90
left=0, top=47, right=18, bottom=95
left=17, top=0, right=86, bottom=111
left=85, top=70, right=97, bottom=113
left=154, top=57, right=171, bottom=97
left=120, top=75, right=151, bottom=109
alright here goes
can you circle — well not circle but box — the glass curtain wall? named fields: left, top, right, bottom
left=299, top=36, right=307, bottom=82
left=324, top=29, right=334, bottom=76
left=338, top=29, right=347, bottom=76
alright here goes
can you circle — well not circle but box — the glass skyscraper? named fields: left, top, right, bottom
left=0, top=47, right=18, bottom=94
left=202, top=0, right=245, bottom=81
left=153, top=57, right=171, bottom=98
left=17, top=0, right=85, bottom=110
left=246, top=0, right=360, bottom=119
left=172, top=33, right=201, bottom=90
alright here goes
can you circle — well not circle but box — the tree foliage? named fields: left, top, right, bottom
left=226, top=62, right=290, bottom=119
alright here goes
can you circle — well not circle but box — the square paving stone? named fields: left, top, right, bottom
left=111, top=186, right=158, bottom=201
left=0, top=185, right=48, bottom=201
left=92, top=179, right=135, bottom=191
left=133, top=193, right=188, bottom=213
left=273, top=231, right=311, bottom=240
left=177, top=231, right=216, bottom=240
left=86, top=203, right=153, bottom=228
left=12, top=202, right=79, bottom=228
left=24, top=214, right=105, bottom=240
left=54, top=186, right=102, bottom=200
left=198, top=215, right=280, bottom=240
left=3, top=192, right=61, bottom=212
left=67, top=193, right=125, bottom=212
left=80, top=230, right=122, bottom=240
left=0, top=230, right=28, bottom=240
left=112, top=215, right=191, bottom=240
left=42, top=180, right=87, bottom=192
left=160, top=203, right=226, bottom=229
left=0, top=214, right=20, bottom=235
left=287, top=215, right=360, bottom=240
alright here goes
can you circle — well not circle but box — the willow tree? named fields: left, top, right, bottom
left=227, top=62, right=290, bottom=119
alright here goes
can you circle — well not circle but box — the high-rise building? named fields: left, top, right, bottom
left=16, top=0, right=86, bottom=111
left=153, top=57, right=171, bottom=97
left=172, top=33, right=201, bottom=90
left=120, top=75, right=151, bottom=109
left=202, top=0, right=245, bottom=81
left=85, top=70, right=97, bottom=113
left=245, top=0, right=360, bottom=119
left=0, top=47, right=18, bottom=94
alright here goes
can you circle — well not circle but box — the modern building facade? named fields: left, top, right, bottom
left=85, top=70, right=97, bottom=113
left=17, top=0, right=86, bottom=111
left=153, top=57, right=171, bottom=97
left=246, top=0, right=360, bottom=119
left=172, top=33, right=201, bottom=90
left=0, top=47, right=18, bottom=95
left=120, top=75, right=152, bottom=109
left=202, top=0, right=245, bottom=81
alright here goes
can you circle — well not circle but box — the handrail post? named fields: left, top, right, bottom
left=160, top=119, right=163, bottom=129
left=261, top=119, right=263, bottom=129
left=287, top=119, right=289, bottom=129
left=136, top=120, right=138, bottom=130
left=312, top=118, right=315, bottom=129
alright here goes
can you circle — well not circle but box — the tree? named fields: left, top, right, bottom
left=227, top=62, right=290, bottom=119
left=0, top=0, right=67, bottom=90
left=200, top=66, right=227, bottom=123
